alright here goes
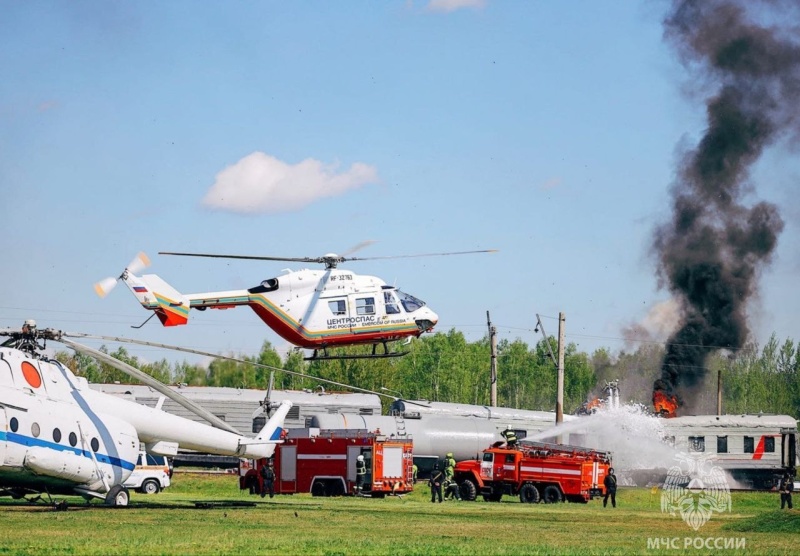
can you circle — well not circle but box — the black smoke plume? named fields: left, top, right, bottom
left=653, top=0, right=800, bottom=411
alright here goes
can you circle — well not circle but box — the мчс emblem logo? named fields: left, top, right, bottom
left=661, top=453, right=731, bottom=531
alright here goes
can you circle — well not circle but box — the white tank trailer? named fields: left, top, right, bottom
left=308, top=413, right=502, bottom=475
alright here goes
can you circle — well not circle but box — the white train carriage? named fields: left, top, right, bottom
left=660, top=414, right=797, bottom=489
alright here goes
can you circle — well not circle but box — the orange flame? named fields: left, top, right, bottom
left=653, top=390, right=679, bottom=418
left=585, top=397, right=604, bottom=411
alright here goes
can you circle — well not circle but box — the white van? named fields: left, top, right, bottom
left=124, top=452, right=172, bottom=494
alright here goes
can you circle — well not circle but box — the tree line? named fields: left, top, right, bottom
left=55, top=330, right=800, bottom=420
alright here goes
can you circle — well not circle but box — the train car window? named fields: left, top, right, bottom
left=744, top=436, right=754, bottom=453
left=717, top=436, right=728, bottom=453
left=688, top=436, right=705, bottom=452
left=764, top=437, right=775, bottom=453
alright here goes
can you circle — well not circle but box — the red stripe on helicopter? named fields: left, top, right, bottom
left=247, top=302, right=420, bottom=349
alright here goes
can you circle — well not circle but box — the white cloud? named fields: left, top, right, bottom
left=202, top=152, right=379, bottom=214
left=426, top=0, right=486, bottom=13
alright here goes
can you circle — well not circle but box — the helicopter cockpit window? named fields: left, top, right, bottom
left=397, top=290, right=425, bottom=313
left=328, top=300, right=346, bottom=316
left=384, top=292, right=400, bottom=314
left=356, top=297, right=375, bottom=315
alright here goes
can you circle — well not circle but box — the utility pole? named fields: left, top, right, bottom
left=556, top=312, right=565, bottom=426
left=487, top=311, right=498, bottom=407
left=534, top=313, right=560, bottom=427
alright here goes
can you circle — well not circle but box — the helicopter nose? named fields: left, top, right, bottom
left=415, top=308, right=438, bottom=333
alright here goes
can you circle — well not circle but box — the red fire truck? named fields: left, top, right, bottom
left=239, top=428, right=414, bottom=497
left=454, top=440, right=612, bottom=504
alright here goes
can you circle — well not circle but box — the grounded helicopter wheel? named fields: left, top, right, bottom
left=105, top=485, right=130, bottom=506
left=141, top=479, right=160, bottom=495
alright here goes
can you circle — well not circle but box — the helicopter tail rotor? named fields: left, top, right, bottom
left=93, top=252, right=151, bottom=298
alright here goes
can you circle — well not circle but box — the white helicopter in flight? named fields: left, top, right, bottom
left=95, top=246, right=496, bottom=360
left=0, top=321, right=292, bottom=507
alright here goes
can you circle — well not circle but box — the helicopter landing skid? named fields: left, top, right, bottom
left=305, top=343, right=410, bottom=361
left=304, top=350, right=409, bottom=361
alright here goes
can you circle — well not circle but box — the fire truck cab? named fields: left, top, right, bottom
left=454, top=440, right=612, bottom=504
left=240, top=428, right=414, bottom=498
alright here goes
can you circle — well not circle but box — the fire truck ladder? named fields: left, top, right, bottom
left=393, top=410, right=407, bottom=437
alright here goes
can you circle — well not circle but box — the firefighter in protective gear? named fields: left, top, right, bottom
left=355, top=454, right=367, bottom=495
left=444, top=453, right=456, bottom=481
left=502, top=429, right=518, bottom=448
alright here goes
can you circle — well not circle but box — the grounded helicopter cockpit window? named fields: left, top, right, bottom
left=397, top=291, right=425, bottom=313
left=356, top=297, right=375, bottom=315
left=328, top=300, right=346, bottom=315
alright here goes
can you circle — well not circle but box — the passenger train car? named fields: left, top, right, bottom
left=659, top=413, right=797, bottom=489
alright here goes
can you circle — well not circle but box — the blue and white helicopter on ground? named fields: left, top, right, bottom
left=0, top=321, right=291, bottom=507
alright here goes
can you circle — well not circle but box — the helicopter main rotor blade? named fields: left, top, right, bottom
left=344, top=249, right=498, bottom=262
left=58, top=337, right=242, bottom=435
left=159, top=248, right=497, bottom=265
left=159, top=251, right=321, bottom=264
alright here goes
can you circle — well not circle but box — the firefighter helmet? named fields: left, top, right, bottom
left=357, top=455, right=364, bottom=462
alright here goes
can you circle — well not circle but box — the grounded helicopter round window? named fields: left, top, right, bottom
left=69, top=432, right=78, bottom=447
left=10, top=417, right=19, bottom=432
left=53, top=428, right=62, bottom=443
left=31, top=422, right=40, bottom=438
left=91, top=438, right=99, bottom=452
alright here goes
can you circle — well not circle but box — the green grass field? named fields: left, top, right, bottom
left=0, top=473, right=797, bottom=555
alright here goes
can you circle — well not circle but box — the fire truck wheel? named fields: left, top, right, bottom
left=542, top=485, right=563, bottom=504
left=483, top=489, right=503, bottom=502
left=519, top=483, right=540, bottom=504
left=459, top=479, right=477, bottom=501
left=247, top=479, right=258, bottom=495
left=311, top=481, right=326, bottom=497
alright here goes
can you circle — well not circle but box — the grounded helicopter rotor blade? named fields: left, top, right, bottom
left=64, top=332, right=427, bottom=405
left=159, top=251, right=320, bottom=264
left=344, top=249, right=498, bottom=262
left=59, top=337, right=242, bottom=435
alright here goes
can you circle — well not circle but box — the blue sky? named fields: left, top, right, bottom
left=1, top=1, right=797, bottom=366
